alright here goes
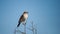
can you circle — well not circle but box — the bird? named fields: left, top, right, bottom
left=17, top=11, right=28, bottom=27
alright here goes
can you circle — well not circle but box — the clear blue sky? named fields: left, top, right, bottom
left=0, top=0, right=60, bottom=34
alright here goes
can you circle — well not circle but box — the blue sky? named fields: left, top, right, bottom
left=0, top=0, right=60, bottom=34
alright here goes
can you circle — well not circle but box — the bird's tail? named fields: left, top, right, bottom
left=17, top=21, right=21, bottom=27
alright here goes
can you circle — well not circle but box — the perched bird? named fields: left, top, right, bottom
left=17, top=11, right=28, bottom=27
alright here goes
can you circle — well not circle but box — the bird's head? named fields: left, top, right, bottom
left=23, top=11, right=28, bottom=19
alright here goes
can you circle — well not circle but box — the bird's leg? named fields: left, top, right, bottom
left=22, top=21, right=26, bottom=25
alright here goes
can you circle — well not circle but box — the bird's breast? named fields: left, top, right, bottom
left=23, top=13, right=28, bottom=19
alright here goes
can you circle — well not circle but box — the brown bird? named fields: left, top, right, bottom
left=17, top=11, right=28, bottom=27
